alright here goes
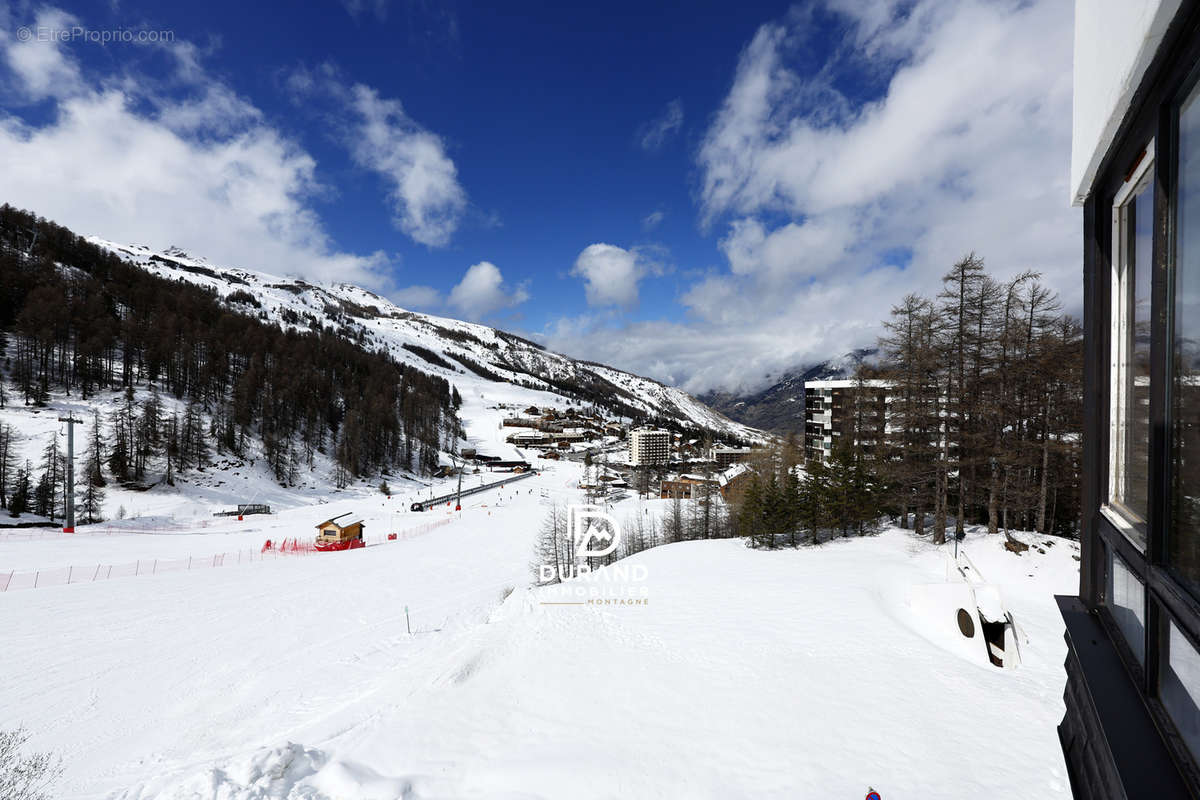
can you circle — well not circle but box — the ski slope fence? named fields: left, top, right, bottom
left=0, top=518, right=254, bottom=540
left=0, top=517, right=453, bottom=593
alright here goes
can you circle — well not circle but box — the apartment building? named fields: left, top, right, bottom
left=711, top=446, right=754, bottom=467
left=627, top=427, right=670, bottom=466
left=802, top=379, right=891, bottom=464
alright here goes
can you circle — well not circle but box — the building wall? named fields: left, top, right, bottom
left=803, top=380, right=890, bottom=464
left=712, top=448, right=752, bottom=467
left=660, top=478, right=712, bottom=500
left=1062, top=2, right=1200, bottom=796
left=1071, top=0, right=1182, bottom=203
left=629, top=428, right=670, bottom=466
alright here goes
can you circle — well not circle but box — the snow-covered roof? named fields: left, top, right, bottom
left=718, top=463, right=751, bottom=486
left=805, top=379, right=892, bottom=390
left=317, top=516, right=363, bottom=529
left=509, top=430, right=548, bottom=439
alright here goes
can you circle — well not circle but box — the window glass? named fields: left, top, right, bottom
left=1171, top=85, right=1200, bottom=593
left=1107, top=552, right=1146, bottom=665
left=1162, top=621, right=1200, bottom=764
left=1109, top=161, right=1153, bottom=546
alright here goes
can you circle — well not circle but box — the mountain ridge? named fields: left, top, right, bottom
left=699, top=348, right=878, bottom=433
left=88, top=238, right=764, bottom=444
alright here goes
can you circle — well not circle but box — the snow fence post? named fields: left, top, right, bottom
left=92, top=564, right=100, bottom=582
left=135, top=560, right=139, bottom=576
left=33, top=570, right=39, bottom=589
left=188, top=556, right=192, bottom=570
left=406, top=605, right=411, bottom=635
left=67, top=566, right=72, bottom=584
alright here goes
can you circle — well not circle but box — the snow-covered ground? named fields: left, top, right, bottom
left=0, top=366, right=1077, bottom=798
left=2, top=496, right=1078, bottom=799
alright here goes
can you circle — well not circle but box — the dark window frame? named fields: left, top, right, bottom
left=1081, top=6, right=1200, bottom=792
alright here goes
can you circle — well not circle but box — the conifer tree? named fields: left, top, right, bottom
left=0, top=423, right=14, bottom=509
left=8, top=461, right=30, bottom=518
left=37, top=433, right=63, bottom=521
left=80, top=412, right=106, bottom=523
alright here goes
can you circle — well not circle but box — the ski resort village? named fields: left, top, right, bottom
left=2, top=1, right=1199, bottom=799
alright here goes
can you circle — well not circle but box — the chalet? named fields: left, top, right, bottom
left=717, top=463, right=752, bottom=500
left=506, top=430, right=551, bottom=445
left=660, top=474, right=718, bottom=500
left=315, top=514, right=364, bottom=545
left=487, top=459, right=531, bottom=471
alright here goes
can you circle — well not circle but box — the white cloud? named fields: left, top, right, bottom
left=284, top=64, right=468, bottom=248
left=348, top=84, right=467, bottom=248
left=642, top=209, right=665, bottom=231
left=544, top=267, right=899, bottom=394
left=448, top=261, right=529, bottom=320
left=547, top=0, right=1080, bottom=395
left=637, top=98, right=683, bottom=152
left=1, top=8, right=82, bottom=99
left=0, top=6, right=394, bottom=289
left=570, top=243, right=664, bottom=309
left=717, top=215, right=856, bottom=284
left=391, top=284, right=442, bottom=309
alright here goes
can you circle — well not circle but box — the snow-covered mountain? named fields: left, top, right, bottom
left=88, top=239, right=762, bottom=443
left=699, top=348, right=878, bottom=433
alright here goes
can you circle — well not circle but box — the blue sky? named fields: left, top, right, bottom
left=0, top=0, right=1080, bottom=393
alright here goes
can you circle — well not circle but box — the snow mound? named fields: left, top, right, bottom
left=119, top=742, right=327, bottom=800
left=973, top=584, right=1007, bottom=623
left=487, top=586, right=542, bottom=623
left=120, top=742, right=418, bottom=800
left=905, top=582, right=998, bottom=667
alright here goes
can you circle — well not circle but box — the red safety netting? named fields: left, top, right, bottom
left=1, top=516, right=455, bottom=592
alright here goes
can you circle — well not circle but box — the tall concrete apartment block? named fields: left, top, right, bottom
left=627, top=427, right=670, bottom=466
left=802, top=379, right=891, bottom=464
